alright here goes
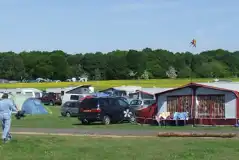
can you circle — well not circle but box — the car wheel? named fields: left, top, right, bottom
left=129, top=113, right=136, bottom=124
left=102, top=115, right=111, bottom=125
left=66, top=112, right=71, bottom=117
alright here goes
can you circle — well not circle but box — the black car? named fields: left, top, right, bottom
left=78, top=97, right=135, bottom=125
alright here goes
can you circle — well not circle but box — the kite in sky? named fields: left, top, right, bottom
left=190, top=39, right=196, bottom=47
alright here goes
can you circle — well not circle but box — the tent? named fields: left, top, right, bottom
left=92, top=92, right=109, bottom=97
left=12, top=94, right=30, bottom=111
left=21, top=98, right=48, bottom=114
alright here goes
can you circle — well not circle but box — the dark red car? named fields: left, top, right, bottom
left=39, top=92, right=62, bottom=106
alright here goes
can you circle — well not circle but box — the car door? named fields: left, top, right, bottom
left=71, top=102, right=80, bottom=116
left=107, top=98, right=122, bottom=121
left=61, top=101, right=71, bottom=114
left=116, top=99, right=131, bottom=120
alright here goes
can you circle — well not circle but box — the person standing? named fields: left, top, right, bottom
left=0, top=93, right=18, bottom=143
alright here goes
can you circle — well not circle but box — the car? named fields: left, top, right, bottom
left=61, top=101, right=81, bottom=117
left=78, top=97, right=135, bottom=125
left=129, top=99, right=156, bottom=111
left=40, top=92, right=62, bottom=106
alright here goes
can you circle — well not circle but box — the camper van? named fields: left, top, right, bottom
left=61, top=85, right=94, bottom=105
left=15, top=88, right=43, bottom=98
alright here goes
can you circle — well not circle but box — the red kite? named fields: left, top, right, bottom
left=190, top=39, right=196, bottom=47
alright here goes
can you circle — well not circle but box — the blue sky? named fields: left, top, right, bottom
left=0, top=0, right=238, bottom=54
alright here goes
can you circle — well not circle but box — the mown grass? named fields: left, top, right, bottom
left=0, top=78, right=228, bottom=90
left=1, top=135, right=239, bottom=160
left=11, top=106, right=239, bottom=131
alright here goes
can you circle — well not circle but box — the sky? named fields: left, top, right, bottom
left=0, top=0, right=238, bottom=54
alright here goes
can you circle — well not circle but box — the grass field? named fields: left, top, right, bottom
left=11, top=106, right=239, bottom=131
left=1, top=135, right=239, bottom=160
left=0, top=78, right=229, bottom=90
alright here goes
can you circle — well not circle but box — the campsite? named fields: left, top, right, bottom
left=1, top=0, right=239, bottom=159
left=3, top=76, right=239, bottom=160
left=0, top=79, right=239, bottom=160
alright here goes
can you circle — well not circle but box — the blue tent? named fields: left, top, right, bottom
left=21, top=98, right=48, bottom=114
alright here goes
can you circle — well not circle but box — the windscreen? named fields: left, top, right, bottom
left=130, top=99, right=142, bottom=105
left=80, top=98, right=98, bottom=109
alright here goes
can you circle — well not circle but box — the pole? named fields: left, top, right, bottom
left=190, top=43, right=196, bottom=127
left=190, top=53, right=193, bottom=84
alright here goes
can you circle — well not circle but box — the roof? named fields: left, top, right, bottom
left=198, top=82, right=239, bottom=92
left=18, top=88, right=42, bottom=92
left=45, top=88, right=62, bottom=93
left=113, top=86, right=142, bottom=92
left=138, top=88, right=173, bottom=95
left=45, top=85, right=92, bottom=93
left=155, top=82, right=239, bottom=97
left=0, top=88, right=17, bottom=93
left=65, top=85, right=93, bottom=93
left=0, top=88, right=42, bottom=93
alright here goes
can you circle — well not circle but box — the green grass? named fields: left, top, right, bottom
left=1, top=78, right=236, bottom=90
left=11, top=106, right=239, bottom=131
left=1, top=135, right=239, bottom=160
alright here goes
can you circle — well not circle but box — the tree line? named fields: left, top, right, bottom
left=0, top=48, right=238, bottom=81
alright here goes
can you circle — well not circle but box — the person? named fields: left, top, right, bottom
left=0, top=93, right=18, bottom=143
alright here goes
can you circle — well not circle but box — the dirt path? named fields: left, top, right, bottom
left=9, top=127, right=239, bottom=137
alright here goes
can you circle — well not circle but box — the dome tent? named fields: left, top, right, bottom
left=21, top=98, right=48, bottom=114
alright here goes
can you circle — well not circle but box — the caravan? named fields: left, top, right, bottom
left=15, top=88, right=43, bottom=98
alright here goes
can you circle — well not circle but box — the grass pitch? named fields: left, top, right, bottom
left=0, top=78, right=217, bottom=90
left=11, top=106, right=239, bottom=132
left=1, top=135, right=239, bottom=160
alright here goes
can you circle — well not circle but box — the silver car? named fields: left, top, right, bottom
left=61, top=101, right=81, bottom=117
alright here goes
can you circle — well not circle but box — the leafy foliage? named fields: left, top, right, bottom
left=0, top=49, right=238, bottom=80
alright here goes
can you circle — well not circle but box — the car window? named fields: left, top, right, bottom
left=108, top=98, right=118, bottom=106
left=143, top=100, right=152, bottom=105
left=99, top=99, right=108, bottom=107
left=118, top=97, right=128, bottom=103
left=130, top=100, right=142, bottom=105
left=151, top=100, right=156, bottom=104
left=81, top=98, right=98, bottom=109
left=114, top=90, right=127, bottom=96
left=141, top=93, right=154, bottom=99
left=117, top=99, right=128, bottom=107
left=25, top=92, right=33, bottom=97
left=129, top=93, right=139, bottom=99
left=71, top=102, right=79, bottom=108
left=42, top=93, right=48, bottom=97
left=70, top=95, right=79, bottom=100
left=63, top=102, right=71, bottom=107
